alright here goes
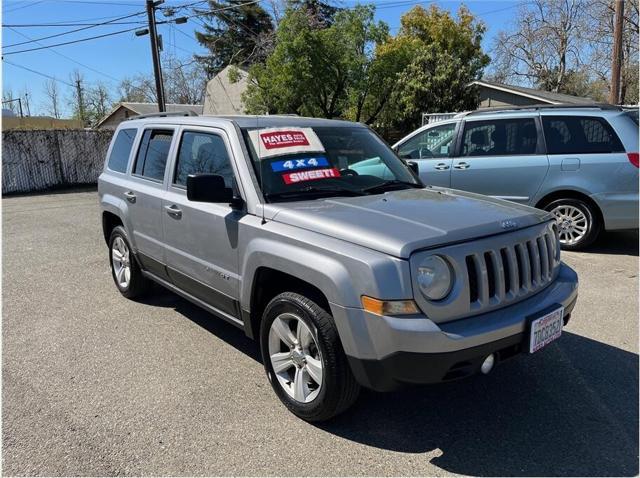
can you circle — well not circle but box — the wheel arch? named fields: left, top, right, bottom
left=102, top=210, right=124, bottom=245
left=246, top=267, right=332, bottom=340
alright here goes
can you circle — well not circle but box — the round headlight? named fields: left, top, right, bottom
left=417, top=255, right=453, bottom=301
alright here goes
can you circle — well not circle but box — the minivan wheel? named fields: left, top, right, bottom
left=108, top=226, right=149, bottom=298
left=260, top=292, right=360, bottom=422
left=544, top=198, right=601, bottom=251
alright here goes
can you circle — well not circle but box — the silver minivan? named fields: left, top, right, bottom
left=393, top=105, right=639, bottom=250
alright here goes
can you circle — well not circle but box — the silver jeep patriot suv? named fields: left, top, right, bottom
left=99, top=113, right=579, bottom=421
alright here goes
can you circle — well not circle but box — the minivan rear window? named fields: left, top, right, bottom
left=542, top=116, right=624, bottom=154
left=107, top=129, right=136, bottom=173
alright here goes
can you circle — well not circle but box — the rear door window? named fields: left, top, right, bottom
left=133, top=129, right=174, bottom=181
left=107, top=128, right=137, bottom=173
left=542, top=116, right=624, bottom=154
left=461, top=118, right=538, bottom=157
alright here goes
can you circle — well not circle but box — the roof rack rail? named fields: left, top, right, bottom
left=462, top=103, right=623, bottom=117
left=127, top=110, right=199, bottom=120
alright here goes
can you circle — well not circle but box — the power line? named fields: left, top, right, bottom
left=2, top=26, right=142, bottom=55
left=5, top=26, right=125, bottom=83
left=3, top=0, right=46, bottom=14
left=2, top=59, right=76, bottom=88
left=4, top=21, right=148, bottom=27
left=186, top=0, right=263, bottom=20
left=3, top=11, right=146, bottom=48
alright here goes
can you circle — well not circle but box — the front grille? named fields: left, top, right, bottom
left=410, top=220, right=561, bottom=323
left=464, top=225, right=559, bottom=310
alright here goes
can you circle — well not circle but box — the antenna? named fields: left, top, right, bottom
left=258, top=114, right=266, bottom=225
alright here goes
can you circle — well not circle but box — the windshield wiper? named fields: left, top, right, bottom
left=265, top=185, right=366, bottom=201
left=361, top=180, right=423, bottom=194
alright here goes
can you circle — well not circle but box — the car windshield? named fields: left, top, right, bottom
left=241, top=125, right=421, bottom=202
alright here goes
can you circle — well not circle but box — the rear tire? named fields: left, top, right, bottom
left=260, top=292, right=360, bottom=422
left=108, top=226, right=150, bottom=299
left=543, top=198, right=601, bottom=251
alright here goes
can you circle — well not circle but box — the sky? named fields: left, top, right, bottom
left=1, top=0, right=521, bottom=117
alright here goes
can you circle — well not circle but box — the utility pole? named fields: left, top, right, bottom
left=75, top=79, right=85, bottom=123
left=146, top=0, right=166, bottom=112
left=3, top=98, right=24, bottom=117
left=609, top=0, right=625, bottom=105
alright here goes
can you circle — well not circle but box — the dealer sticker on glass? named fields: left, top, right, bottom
left=529, top=306, right=564, bottom=353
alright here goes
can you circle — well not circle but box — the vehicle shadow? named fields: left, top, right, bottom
left=586, top=230, right=639, bottom=256
left=141, top=289, right=638, bottom=476
left=318, top=331, right=639, bottom=476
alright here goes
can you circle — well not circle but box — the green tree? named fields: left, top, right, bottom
left=244, top=5, right=391, bottom=122
left=383, top=5, right=489, bottom=131
left=195, top=0, right=275, bottom=77
left=245, top=4, right=489, bottom=134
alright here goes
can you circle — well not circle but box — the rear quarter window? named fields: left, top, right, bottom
left=542, top=116, right=624, bottom=154
left=107, top=128, right=137, bottom=173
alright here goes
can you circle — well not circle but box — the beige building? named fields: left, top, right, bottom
left=203, top=65, right=249, bottom=115
left=96, top=102, right=203, bottom=129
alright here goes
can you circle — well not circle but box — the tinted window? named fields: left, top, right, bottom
left=133, top=129, right=173, bottom=181
left=174, top=131, right=234, bottom=187
left=107, top=128, right=136, bottom=173
left=398, top=122, right=456, bottom=159
left=625, top=110, right=639, bottom=125
left=542, top=116, right=624, bottom=154
left=462, top=118, right=538, bottom=157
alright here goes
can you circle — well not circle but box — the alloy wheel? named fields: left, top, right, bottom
left=551, top=204, right=588, bottom=246
left=268, top=313, right=323, bottom=403
left=111, top=236, right=131, bottom=289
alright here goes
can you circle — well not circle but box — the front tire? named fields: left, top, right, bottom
left=544, top=198, right=601, bottom=251
left=108, top=226, right=149, bottom=299
left=260, top=292, right=360, bottom=422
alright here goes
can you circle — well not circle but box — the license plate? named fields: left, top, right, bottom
left=528, top=306, right=564, bottom=353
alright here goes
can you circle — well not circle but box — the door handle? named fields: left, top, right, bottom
left=434, top=163, right=450, bottom=170
left=454, top=162, right=470, bottom=170
left=123, top=191, right=136, bottom=203
left=164, top=204, right=182, bottom=219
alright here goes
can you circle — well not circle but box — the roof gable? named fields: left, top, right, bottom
left=472, top=80, right=594, bottom=105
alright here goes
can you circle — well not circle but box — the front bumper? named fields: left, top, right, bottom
left=330, top=263, right=578, bottom=391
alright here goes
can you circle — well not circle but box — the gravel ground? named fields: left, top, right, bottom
left=2, top=190, right=638, bottom=476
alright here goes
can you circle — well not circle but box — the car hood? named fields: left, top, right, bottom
left=269, top=187, right=552, bottom=258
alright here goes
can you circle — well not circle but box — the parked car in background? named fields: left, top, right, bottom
left=393, top=105, right=639, bottom=250
left=99, top=113, right=578, bottom=421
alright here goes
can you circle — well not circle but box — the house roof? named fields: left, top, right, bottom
left=96, top=102, right=203, bottom=127
left=472, top=80, right=594, bottom=105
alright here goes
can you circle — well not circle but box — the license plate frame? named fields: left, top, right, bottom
left=526, top=304, right=565, bottom=354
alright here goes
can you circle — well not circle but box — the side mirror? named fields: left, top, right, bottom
left=407, top=161, right=419, bottom=175
left=187, top=174, right=242, bottom=208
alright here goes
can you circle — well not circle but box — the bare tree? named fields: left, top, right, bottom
left=163, top=56, right=208, bottom=104
left=583, top=0, right=639, bottom=103
left=491, top=0, right=587, bottom=93
left=44, top=79, right=61, bottom=118
left=2, top=87, right=17, bottom=113
left=86, top=82, right=112, bottom=124
left=490, top=0, right=639, bottom=101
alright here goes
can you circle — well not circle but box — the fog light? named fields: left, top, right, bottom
left=480, top=354, right=495, bottom=374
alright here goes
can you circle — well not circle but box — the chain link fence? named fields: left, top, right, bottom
left=2, top=129, right=114, bottom=195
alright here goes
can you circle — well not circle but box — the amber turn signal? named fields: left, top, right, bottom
left=361, top=296, right=420, bottom=316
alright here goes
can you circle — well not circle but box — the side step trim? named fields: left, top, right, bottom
left=142, top=270, right=245, bottom=329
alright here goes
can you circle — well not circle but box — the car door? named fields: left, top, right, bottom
left=162, top=126, right=242, bottom=321
left=450, top=116, right=549, bottom=205
left=395, top=121, right=457, bottom=187
left=127, top=126, right=176, bottom=280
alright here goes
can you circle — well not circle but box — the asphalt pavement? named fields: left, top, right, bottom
left=2, top=190, right=638, bottom=476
